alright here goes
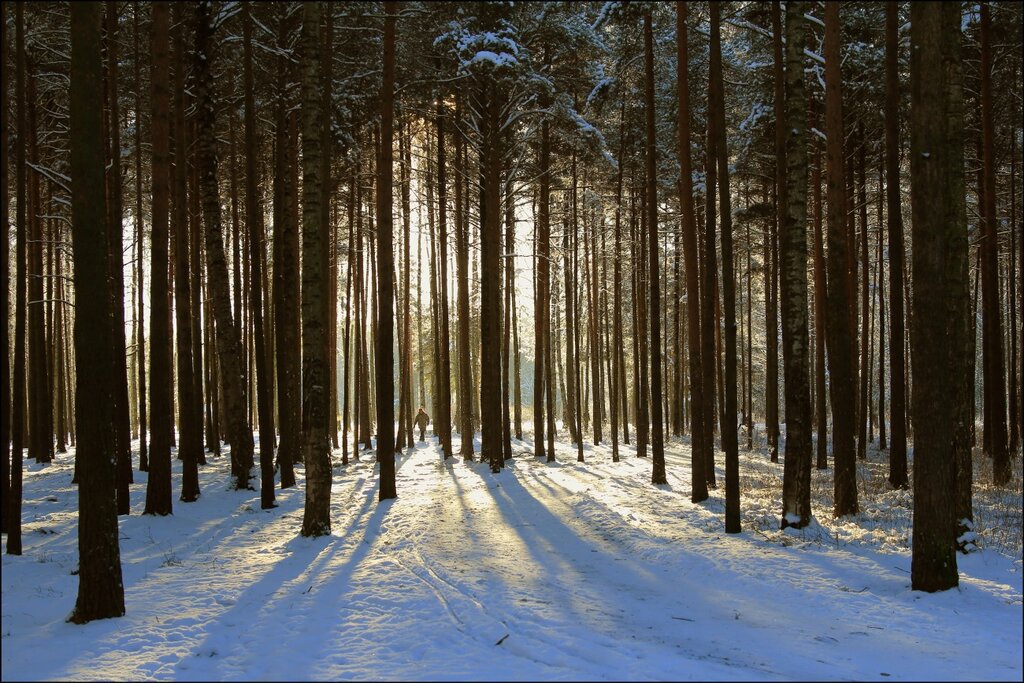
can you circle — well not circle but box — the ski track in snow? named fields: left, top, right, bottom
left=2, top=434, right=1021, bottom=681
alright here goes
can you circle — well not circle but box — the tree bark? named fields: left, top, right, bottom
left=300, top=1, right=333, bottom=534
left=979, top=2, right=1010, bottom=484
left=377, top=1, right=398, bottom=498
left=144, top=1, right=173, bottom=518
left=779, top=0, right=813, bottom=530
left=195, top=0, right=255, bottom=491
left=68, top=1, right=126, bottom=622
left=824, top=2, right=858, bottom=517
left=173, top=2, right=201, bottom=503
left=244, top=2, right=275, bottom=510
left=676, top=1, right=707, bottom=500
left=909, top=0, right=965, bottom=592
left=645, top=11, right=666, bottom=485
left=710, top=1, right=740, bottom=532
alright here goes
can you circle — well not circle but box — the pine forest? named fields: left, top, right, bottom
left=1, top=2, right=1022, bottom=680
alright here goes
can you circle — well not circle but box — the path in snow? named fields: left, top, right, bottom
left=2, top=433, right=1021, bottom=681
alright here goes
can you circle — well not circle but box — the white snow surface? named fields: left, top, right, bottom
left=2, top=433, right=1021, bottom=681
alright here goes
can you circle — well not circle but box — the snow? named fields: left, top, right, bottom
left=467, top=50, right=519, bottom=69
left=2, top=432, right=1021, bottom=681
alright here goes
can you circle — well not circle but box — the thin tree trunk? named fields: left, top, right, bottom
left=195, top=0, right=255, bottom=491
left=979, top=2, right=1010, bottom=485
left=435, top=96, right=453, bottom=459
left=677, top=1, right=707, bottom=500
left=710, top=2, right=740, bottom=532
left=7, top=3, right=27, bottom=553
left=885, top=0, right=907, bottom=487
left=133, top=2, right=148, bottom=473
left=376, top=1, right=398, bottom=498
left=779, top=0, right=813, bottom=529
left=645, top=12, right=666, bottom=484
left=824, top=2, right=858, bottom=517
left=273, top=6, right=298, bottom=486
left=173, top=2, right=201, bottom=503
left=144, top=2, right=173, bottom=518
left=767, top=0, right=784, bottom=463
left=1, top=2, right=10, bottom=534
left=244, top=2, right=275, bottom=510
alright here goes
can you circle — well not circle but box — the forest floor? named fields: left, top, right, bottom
left=2, top=426, right=1021, bottom=681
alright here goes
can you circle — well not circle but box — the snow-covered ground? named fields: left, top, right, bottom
left=2, top=429, right=1021, bottom=681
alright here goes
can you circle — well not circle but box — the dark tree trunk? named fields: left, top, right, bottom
left=812, top=97, right=828, bottom=471
left=300, top=1, right=333, bottom=534
left=677, top=1, right=707, bottom=501
left=273, top=4, right=299, bottom=486
left=455, top=97, right=474, bottom=460
left=885, top=7, right=907, bottom=488
left=824, top=2, right=858, bottom=517
left=436, top=96, right=453, bottom=459
left=710, top=2, right=740, bottom=532
left=645, top=12, right=667, bottom=485
left=195, top=0, right=255, bottom=491
left=173, top=2, right=201, bottom=503
left=535, top=47, right=551, bottom=462
left=144, top=1, right=173, bottom=518
left=779, top=0, right=813, bottom=530
left=68, top=1, right=126, bottom=622
left=909, top=0, right=965, bottom=592
left=28, top=58, right=53, bottom=467
left=244, top=2, right=275, bottom=510
left=1, top=1, right=12, bottom=536
left=377, top=1, right=398, bottom=498
left=133, top=3, right=148, bottom=474
left=979, top=2, right=1010, bottom=485
left=767, top=0, right=784, bottom=463
left=8, top=2, right=26, bottom=554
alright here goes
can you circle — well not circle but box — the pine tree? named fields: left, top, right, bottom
left=68, top=0, right=125, bottom=623
left=300, top=0, right=332, bottom=535
left=779, top=0, right=813, bottom=529
left=909, top=0, right=965, bottom=592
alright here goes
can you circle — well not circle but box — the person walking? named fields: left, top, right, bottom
left=415, top=407, right=430, bottom=442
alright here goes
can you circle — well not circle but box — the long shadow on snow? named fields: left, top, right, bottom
left=182, top=450, right=417, bottom=679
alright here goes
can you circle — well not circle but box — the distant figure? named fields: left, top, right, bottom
left=415, top=407, right=430, bottom=442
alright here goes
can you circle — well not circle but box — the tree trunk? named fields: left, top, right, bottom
left=376, top=1, right=398, bottom=498
left=979, top=2, right=1010, bottom=484
left=1, top=3, right=11, bottom=537
left=68, top=1, right=126, bottom=622
left=436, top=93, right=453, bottom=459
left=299, top=1, right=333, bottom=534
left=273, top=5, right=299, bottom=486
left=27, top=59, right=53, bottom=467
left=909, top=0, right=965, bottom=592
left=244, top=2, right=275, bottom=510
left=455, top=97, right=474, bottom=460
left=824, top=2, right=858, bottom=517
left=195, top=0, right=255, bottom=491
left=676, top=1, right=707, bottom=500
left=810, top=97, right=828, bottom=471
left=133, top=2, right=148, bottom=474
left=710, top=1, right=740, bottom=532
left=173, top=2, right=201, bottom=502
left=144, top=1, right=173, bottom=518
left=645, top=12, right=666, bottom=484
left=779, top=0, right=813, bottom=530
left=884, top=0, right=907, bottom=488
left=767, top=0, right=784, bottom=463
